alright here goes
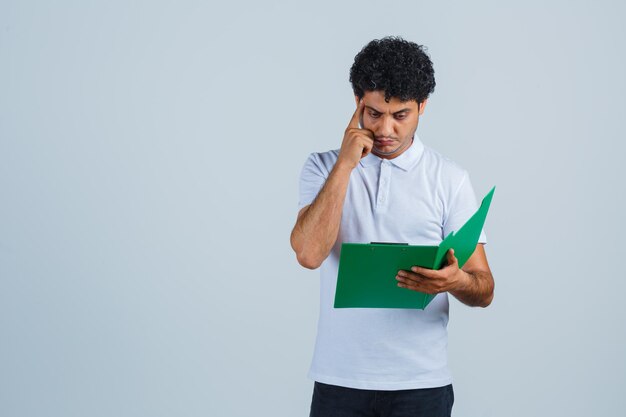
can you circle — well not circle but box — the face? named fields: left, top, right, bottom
left=356, top=90, right=427, bottom=159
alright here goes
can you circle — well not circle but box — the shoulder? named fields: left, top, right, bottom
left=301, top=149, right=340, bottom=177
left=421, top=145, right=469, bottom=186
left=417, top=145, right=474, bottom=216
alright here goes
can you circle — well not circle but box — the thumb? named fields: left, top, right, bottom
left=447, top=249, right=458, bottom=265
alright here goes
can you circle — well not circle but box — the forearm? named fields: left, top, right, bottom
left=290, top=163, right=352, bottom=269
left=449, top=269, right=494, bottom=308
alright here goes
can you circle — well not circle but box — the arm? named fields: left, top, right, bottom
left=290, top=99, right=373, bottom=269
left=395, top=244, right=495, bottom=307
left=290, top=164, right=351, bottom=269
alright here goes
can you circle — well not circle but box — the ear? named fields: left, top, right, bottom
left=418, top=99, right=428, bottom=115
left=354, top=95, right=361, bottom=105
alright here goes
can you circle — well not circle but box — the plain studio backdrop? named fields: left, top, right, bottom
left=1, top=1, right=625, bottom=416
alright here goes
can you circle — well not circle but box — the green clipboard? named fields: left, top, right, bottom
left=334, top=186, right=495, bottom=309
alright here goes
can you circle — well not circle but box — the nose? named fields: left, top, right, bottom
left=379, top=115, right=394, bottom=137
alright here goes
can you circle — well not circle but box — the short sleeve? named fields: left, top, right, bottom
left=443, top=172, right=487, bottom=244
left=298, top=153, right=329, bottom=210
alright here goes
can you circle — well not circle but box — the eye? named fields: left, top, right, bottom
left=370, top=112, right=381, bottom=118
left=395, top=113, right=407, bottom=120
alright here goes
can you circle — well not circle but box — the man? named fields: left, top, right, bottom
left=290, top=37, right=494, bottom=417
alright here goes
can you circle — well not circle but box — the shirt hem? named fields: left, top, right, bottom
left=307, top=371, right=453, bottom=391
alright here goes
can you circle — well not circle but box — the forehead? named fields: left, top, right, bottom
left=362, top=90, right=418, bottom=112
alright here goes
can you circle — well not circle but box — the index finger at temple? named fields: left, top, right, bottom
left=348, top=98, right=364, bottom=129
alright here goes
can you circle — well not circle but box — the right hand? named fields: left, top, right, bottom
left=337, top=99, right=375, bottom=170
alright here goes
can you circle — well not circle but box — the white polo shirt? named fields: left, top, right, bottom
left=298, top=136, right=487, bottom=390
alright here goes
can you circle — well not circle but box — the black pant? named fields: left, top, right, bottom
left=309, top=382, right=454, bottom=417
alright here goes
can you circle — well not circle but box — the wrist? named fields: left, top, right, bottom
left=333, top=159, right=356, bottom=175
left=453, top=269, right=472, bottom=293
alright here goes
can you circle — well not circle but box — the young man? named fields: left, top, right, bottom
left=290, top=37, right=494, bottom=417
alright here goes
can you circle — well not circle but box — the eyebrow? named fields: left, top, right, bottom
left=365, top=105, right=411, bottom=115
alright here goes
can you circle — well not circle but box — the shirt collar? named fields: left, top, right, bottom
left=359, top=136, right=425, bottom=171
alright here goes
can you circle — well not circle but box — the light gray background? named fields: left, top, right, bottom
left=1, top=1, right=625, bottom=416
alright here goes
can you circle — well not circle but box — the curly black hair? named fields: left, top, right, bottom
left=349, top=36, right=436, bottom=105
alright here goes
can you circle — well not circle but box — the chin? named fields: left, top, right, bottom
left=375, top=143, right=397, bottom=151
left=376, top=146, right=393, bottom=152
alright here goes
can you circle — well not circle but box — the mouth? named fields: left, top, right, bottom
left=374, top=138, right=396, bottom=147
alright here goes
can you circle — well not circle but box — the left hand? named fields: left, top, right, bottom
left=396, top=249, right=469, bottom=294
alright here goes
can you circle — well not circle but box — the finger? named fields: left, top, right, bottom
left=348, top=98, right=365, bottom=129
left=396, top=274, right=436, bottom=294
left=396, top=273, right=419, bottom=288
left=397, top=279, right=419, bottom=290
left=446, top=249, right=458, bottom=266
left=361, top=136, right=373, bottom=157
left=409, top=265, right=435, bottom=277
left=397, top=269, right=425, bottom=283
